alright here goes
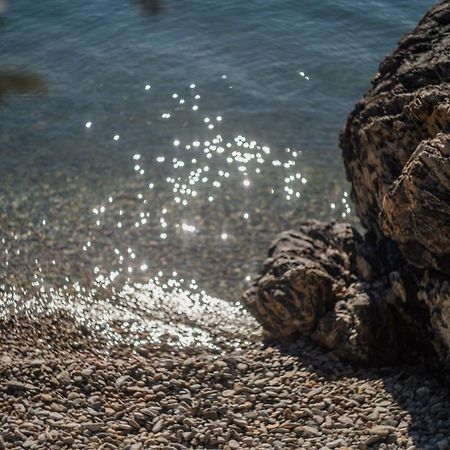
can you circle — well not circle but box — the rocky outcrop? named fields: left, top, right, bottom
left=243, top=0, right=450, bottom=369
left=341, top=1, right=450, bottom=241
left=243, top=221, right=434, bottom=365
left=381, top=134, right=450, bottom=274
left=244, top=222, right=358, bottom=340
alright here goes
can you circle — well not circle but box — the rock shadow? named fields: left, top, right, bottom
left=271, top=336, right=450, bottom=450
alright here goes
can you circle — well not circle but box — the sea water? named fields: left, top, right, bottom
left=0, top=0, right=433, bottom=345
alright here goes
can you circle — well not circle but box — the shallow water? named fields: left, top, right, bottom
left=0, top=0, right=433, bottom=346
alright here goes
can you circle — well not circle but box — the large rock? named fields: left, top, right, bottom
left=243, top=221, right=357, bottom=340
left=243, top=220, right=434, bottom=365
left=381, top=134, right=450, bottom=274
left=244, top=0, right=450, bottom=369
left=341, top=1, right=450, bottom=245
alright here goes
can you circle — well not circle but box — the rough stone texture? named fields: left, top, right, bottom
left=243, top=222, right=357, bottom=340
left=243, top=221, right=434, bottom=366
left=418, top=276, right=450, bottom=366
left=381, top=134, right=450, bottom=274
left=341, top=1, right=450, bottom=244
left=244, top=0, right=450, bottom=370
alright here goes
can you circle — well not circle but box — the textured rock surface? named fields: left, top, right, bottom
left=243, top=222, right=356, bottom=340
left=418, top=276, right=450, bottom=366
left=341, top=0, right=450, bottom=244
left=243, top=221, right=434, bottom=365
left=244, top=0, right=450, bottom=369
left=381, top=134, right=450, bottom=274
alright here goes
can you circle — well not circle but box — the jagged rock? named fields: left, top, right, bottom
left=243, top=221, right=434, bottom=365
left=340, top=0, right=450, bottom=365
left=243, top=221, right=356, bottom=340
left=244, top=1, right=450, bottom=369
left=312, top=283, right=398, bottom=365
left=341, top=0, right=450, bottom=236
left=381, top=134, right=450, bottom=274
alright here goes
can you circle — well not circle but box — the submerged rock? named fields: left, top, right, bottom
left=244, top=0, right=450, bottom=370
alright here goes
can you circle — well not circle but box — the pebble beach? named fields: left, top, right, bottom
left=2, top=1, right=448, bottom=449
left=2, top=310, right=450, bottom=450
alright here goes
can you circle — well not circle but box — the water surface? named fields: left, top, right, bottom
left=0, top=0, right=433, bottom=346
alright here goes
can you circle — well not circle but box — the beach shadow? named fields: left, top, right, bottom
left=270, top=337, right=450, bottom=450
left=0, top=71, right=46, bottom=99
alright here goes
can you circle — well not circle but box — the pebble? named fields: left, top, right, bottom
left=416, top=386, right=430, bottom=396
left=57, top=371, right=71, bottom=386
left=83, top=422, right=104, bottom=432
left=28, top=359, right=45, bottom=367
left=370, top=425, right=396, bottom=436
left=222, top=389, right=235, bottom=397
left=115, top=375, right=129, bottom=389
left=365, top=435, right=382, bottom=446
left=6, top=380, right=25, bottom=391
left=48, top=411, right=64, bottom=420
left=152, top=419, right=164, bottom=433
left=327, top=438, right=343, bottom=448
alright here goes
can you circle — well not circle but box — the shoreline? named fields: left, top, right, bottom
left=1, top=1, right=450, bottom=449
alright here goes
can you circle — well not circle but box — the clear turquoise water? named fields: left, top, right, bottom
left=0, top=0, right=434, bottom=303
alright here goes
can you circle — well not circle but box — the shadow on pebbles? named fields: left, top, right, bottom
left=1, top=310, right=449, bottom=450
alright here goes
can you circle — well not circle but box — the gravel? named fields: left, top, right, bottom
left=1, top=313, right=449, bottom=449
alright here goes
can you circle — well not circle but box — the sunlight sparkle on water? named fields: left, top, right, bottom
left=0, top=76, right=352, bottom=352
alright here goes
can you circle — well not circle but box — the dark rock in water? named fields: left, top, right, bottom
left=244, top=0, right=450, bottom=370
